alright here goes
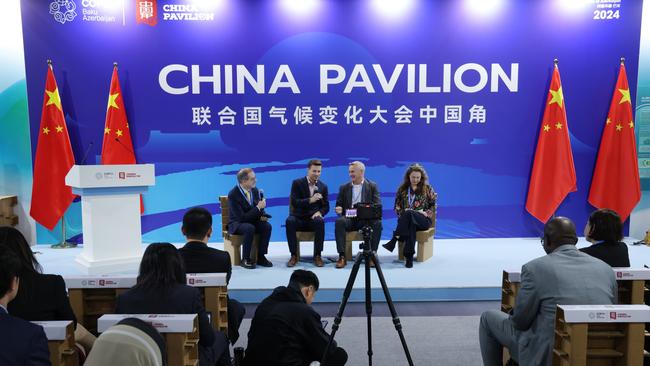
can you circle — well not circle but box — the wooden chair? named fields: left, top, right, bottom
left=0, top=195, right=18, bottom=226
left=34, top=320, right=78, bottom=366
left=219, top=196, right=260, bottom=265
left=288, top=200, right=319, bottom=258
left=397, top=193, right=437, bottom=262
left=98, top=314, right=200, bottom=366
left=552, top=304, right=650, bottom=366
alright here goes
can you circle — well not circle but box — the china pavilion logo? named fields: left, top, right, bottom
left=49, top=0, right=78, bottom=24
left=136, top=0, right=158, bottom=26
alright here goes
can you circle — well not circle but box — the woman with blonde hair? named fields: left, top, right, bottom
left=382, top=164, right=437, bottom=268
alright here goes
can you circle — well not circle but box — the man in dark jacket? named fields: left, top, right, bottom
left=244, top=270, right=347, bottom=366
left=0, top=247, right=50, bottom=366
left=179, top=207, right=246, bottom=344
left=227, top=168, right=272, bottom=269
left=286, top=159, right=330, bottom=267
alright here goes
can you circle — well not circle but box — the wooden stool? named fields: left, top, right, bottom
left=553, top=304, right=650, bottom=366
left=187, top=273, right=229, bottom=335
left=98, top=314, right=200, bottom=366
left=220, top=196, right=260, bottom=265
left=34, top=320, right=77, bottom=366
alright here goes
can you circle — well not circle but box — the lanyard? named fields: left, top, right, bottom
left=408, top=187, right=416, bottom=208
left=238, top=185, right=252, bottom=205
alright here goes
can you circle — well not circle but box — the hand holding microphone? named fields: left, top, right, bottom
left=257, top=189, right=267, bottom=210
left=309, top=185, right=322, bottom=203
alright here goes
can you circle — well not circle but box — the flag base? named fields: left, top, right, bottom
left=51, top=241, right=77, bottom=249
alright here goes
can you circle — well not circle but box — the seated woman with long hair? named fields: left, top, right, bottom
left=0, top=226, right=95, bottom=355
left=116, top=243, right=231, bottom=366
left=382, top=164, right=437, bottom=268
left=581, top=208, right=630, bottom=267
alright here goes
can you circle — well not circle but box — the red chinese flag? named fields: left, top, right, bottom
left=588, top=63, right=641, bottom=221
left=100, top=65, right=144, bottom=213
left=30, top=64, right=76, bottom=230
left=525, top=64, right=577, bottom=223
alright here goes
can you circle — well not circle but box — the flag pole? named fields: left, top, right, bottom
left=51, top=213, right=76, bottom=249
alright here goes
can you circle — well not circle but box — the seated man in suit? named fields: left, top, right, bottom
left=286, top=159, right=330, bottom=267
left=334, top=161, right=382, bottom=268
left=227, top=168, right=273, bottom=269
left=179, top=207, right=246, bottom=344
left=244, top=270, right=347, bottom=366
left=0, top=247, right=50, bottom=366
left=479, top=217, right=617, bottom=366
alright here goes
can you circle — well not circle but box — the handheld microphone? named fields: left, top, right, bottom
left=79, top=141, right=94, bottom=165
left=259, top=189, right=264, bottom=200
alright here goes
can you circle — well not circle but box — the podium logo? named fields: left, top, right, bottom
left=119, top=172, right=126, bottom=179
left=610, top=312, right=617, bottom=320
left=188, top=278, right=195, bottom=285
left=616, top=272, right=622, bottom=278
left=99, top=279, right=106, bottom=286
left=50, top=0, right=78, bottom=24
left=136, top=0, right=157, bottom=26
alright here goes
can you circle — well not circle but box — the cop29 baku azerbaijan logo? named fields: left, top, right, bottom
left=50, top=0, right=78, bottom=24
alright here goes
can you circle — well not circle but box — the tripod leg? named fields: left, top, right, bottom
left=365, top=251, right=373, bottom=366
left=370, top=251, right=415, bottom=366
left=321, top=252, right=365, bottom=365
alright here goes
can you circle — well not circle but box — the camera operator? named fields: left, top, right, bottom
left=244, top=270, right=348, bottom=366
left=334, top=161, right=383, bottom=268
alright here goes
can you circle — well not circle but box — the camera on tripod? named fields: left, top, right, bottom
left=352, top=203, right=382, bottom=249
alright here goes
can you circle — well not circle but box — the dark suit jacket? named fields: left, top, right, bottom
left=335, top=179, right=381, bottom=212
left=227, top=185, right=263, bottom=234
left=580, top=241, right=630, bottom=267
left=290, top=177, right=329, bottom=219
left=0, top=306, right=51, bottom=366
left=179, top=241, right=232, bottom=284
left=115, top=284, right=215, bottom=347
left=8, top=271, right=76, bottom=325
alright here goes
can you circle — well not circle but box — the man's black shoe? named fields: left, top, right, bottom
left=405, top=256, right=414, bottom=268
left=382, top=237, right=398, bottom=252
left=241, top=259, right=256, bottom=269
left=257, top=256, right=273, bottom=267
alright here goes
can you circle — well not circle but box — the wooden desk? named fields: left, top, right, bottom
left=98, top=314, right=199, bottom=366
left=65, top=273, right=228, bottom=335
left=500, top=270, right=521, bottom=314
left=553, top=304, right=650, bottom=366
left=0, top=195, right=18, bottom=226
left=33, top=320, right=77, bottom=366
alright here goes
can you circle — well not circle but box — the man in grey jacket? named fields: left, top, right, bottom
left=479, top=217, right=617, bottom=366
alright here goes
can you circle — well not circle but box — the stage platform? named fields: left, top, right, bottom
left=36, top=237, right=649, bottom=303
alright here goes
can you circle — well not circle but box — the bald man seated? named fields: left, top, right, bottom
left=478, top=217, right=617, bottom=366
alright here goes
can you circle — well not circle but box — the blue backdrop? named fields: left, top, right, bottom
left=20, top=0, right=643, bottom=243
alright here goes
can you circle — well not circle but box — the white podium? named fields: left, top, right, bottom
left=65, top=164, right=155, bottom=274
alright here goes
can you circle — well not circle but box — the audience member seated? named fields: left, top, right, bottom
left=244, top=269, right=348, bottom=366
left=116, top=243, right=231, bottom=366
left=85, top=317, right=166, bottom=366
left=580, top=208, right=630, bottom=267
left=0, top=246, right=51, bottom=366
left=179, top=207, right=246, bottom=344
left=227, top=168, right=273, bottom=269
left=478, top=217, right=617, bottom=366
left=0, top=226, right=95, bottom=353
left=382, top=163, right=437, bottom=268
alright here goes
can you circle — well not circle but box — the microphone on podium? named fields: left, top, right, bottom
left=79, top=141, right=94, bottom=165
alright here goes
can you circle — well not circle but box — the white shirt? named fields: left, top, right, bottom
left=0, top=304, right=6, bottom=313
left=352, top=180, right=364, bottom=205
left=307, top=177, right=317, bottom=197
